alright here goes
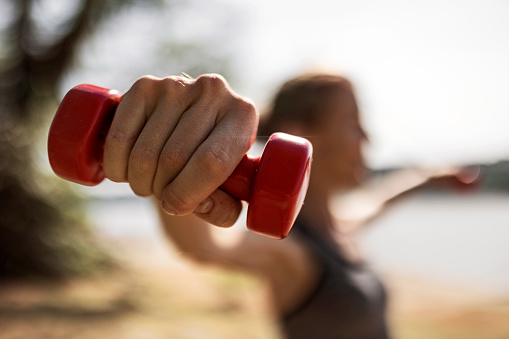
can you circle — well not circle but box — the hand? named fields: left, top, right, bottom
left=423, top=166, right=482, bottom=192
left=102, top=74, right=258, bottom=226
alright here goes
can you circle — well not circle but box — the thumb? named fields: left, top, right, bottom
left=193, top=189, right=243, bottom=227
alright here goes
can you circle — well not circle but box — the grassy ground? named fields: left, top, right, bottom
left=385, top=273, right=509, bottom=339
left=1, top=239, right=508, bottom=339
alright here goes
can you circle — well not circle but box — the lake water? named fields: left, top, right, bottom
left=86, top=191, right=509, bottom=297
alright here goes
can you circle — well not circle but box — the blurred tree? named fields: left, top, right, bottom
left=0, top=0, right=245, bottom=279
left=0, top=0, right=165, bottom=278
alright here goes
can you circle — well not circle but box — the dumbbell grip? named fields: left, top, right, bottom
left=48, top=84, right=259, bottom=202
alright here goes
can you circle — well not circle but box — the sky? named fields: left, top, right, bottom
left=229, top=0, right=509, bottom=168
left=62, top=0, right=509, bottom=169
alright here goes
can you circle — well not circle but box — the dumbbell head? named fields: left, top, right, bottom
left=246, top=133, right=312, bottom=239
left=48, top=84, right=121, bottom=186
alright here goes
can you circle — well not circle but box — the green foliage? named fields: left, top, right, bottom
left=480, top=161, right=509, bottom=192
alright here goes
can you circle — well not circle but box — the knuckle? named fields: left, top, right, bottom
left=235, top=96, right=256, bottom=114
left=130, top=147, right=159, bottom=174
left=107, top=125, right=128, bottom=146
left=195, top=74, right=228, bottom=93
left=233, top=96, right=258, bottom=123
left=239, top=133, right=254, bottom=154
left=228, top=97, right=259, bottom=149
left=197, top=142, right=232, bottom=178
left=160, top=77, right=190, bottom=108
left=158, top=142, right=188, bottom=175
left=161, top=76, right=185, bottom=91
left=106, top=125, right=137, bottom=152
left=131, top=75, right=159, bottom=94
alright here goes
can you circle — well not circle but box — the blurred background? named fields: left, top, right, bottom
left=1, top=0, right=508, bottom=338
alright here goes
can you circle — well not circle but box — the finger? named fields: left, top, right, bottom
left=152, top=94, right=223, bottom=199
left=103, top=76, right=160, bottom=182
left=192, top=189, right=243, bottom=227
left=161, top=96, right=257, bottom=217
left=128, top=79, right=198, bottom=196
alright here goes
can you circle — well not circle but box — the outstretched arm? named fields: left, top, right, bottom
left=333, top=166, right=481, bottom=232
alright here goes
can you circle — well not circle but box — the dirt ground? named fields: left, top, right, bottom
left=1, top=239, right=508, bottom=339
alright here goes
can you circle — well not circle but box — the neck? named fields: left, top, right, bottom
left=298, top=183, right=335, bottom=235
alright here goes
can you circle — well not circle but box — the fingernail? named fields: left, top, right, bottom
left=195, top=197, right=214, bottom=215
left=161, top=200, right=177, bottom=216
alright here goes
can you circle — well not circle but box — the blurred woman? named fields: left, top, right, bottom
left=155, top=72, right=477, bottom=339
left=255, top=73, right=387, bottom=338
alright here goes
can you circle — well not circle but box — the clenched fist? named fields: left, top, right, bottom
left=103, top=74, right=258, bottom=226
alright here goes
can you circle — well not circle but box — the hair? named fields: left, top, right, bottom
left=258, top=73, right=353, bottom=137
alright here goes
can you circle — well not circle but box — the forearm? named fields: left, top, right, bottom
left=154, top=198, right=278, bottom=275
left=154, top=198, right=221, bottom=263
left=369, top=168, right=431, bottom=205
left=334, top=169, right=432, bottom=231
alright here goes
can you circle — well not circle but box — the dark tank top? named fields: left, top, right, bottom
left=281, top=218, right=390, bottom=339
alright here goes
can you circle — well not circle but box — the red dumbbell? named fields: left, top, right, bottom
left=48, top=84, right=312, bottom=239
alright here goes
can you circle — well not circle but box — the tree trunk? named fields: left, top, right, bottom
left=0, top=0, right=143, bottom=279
